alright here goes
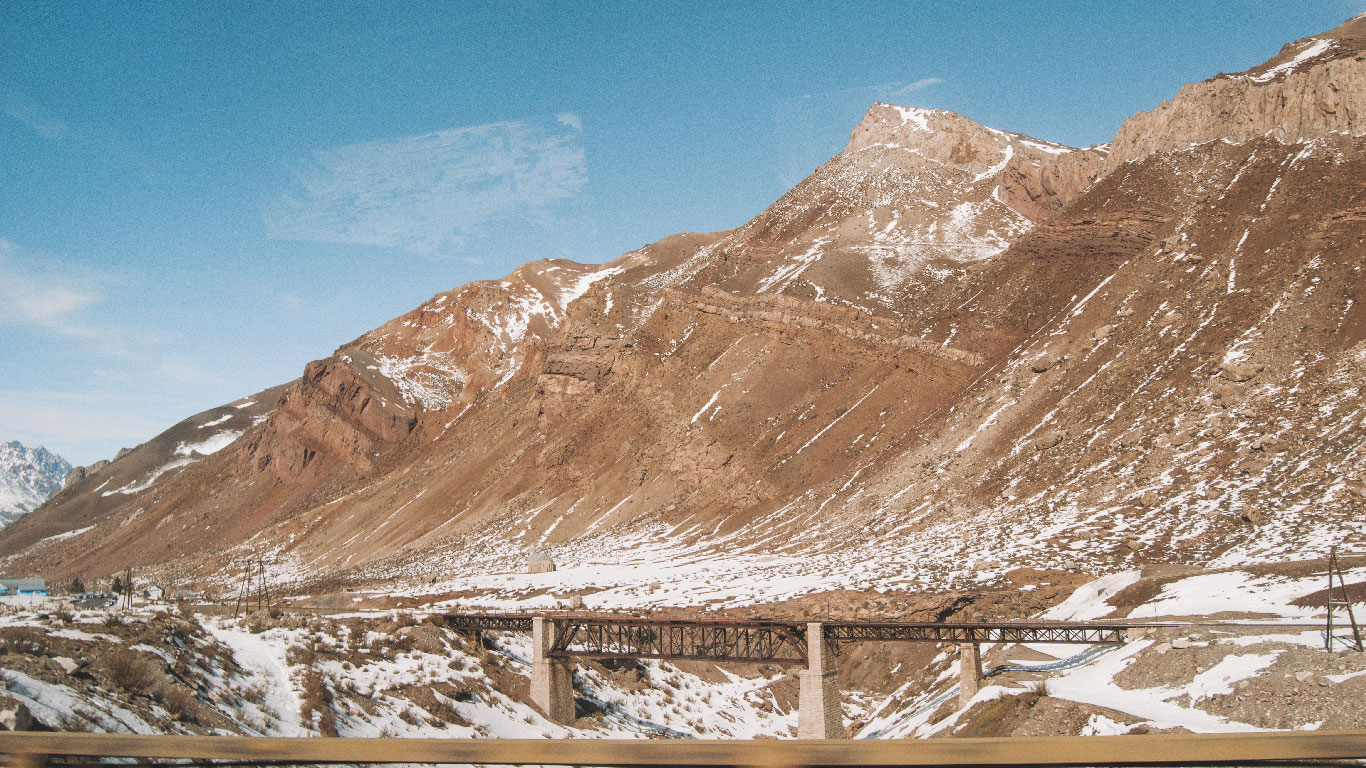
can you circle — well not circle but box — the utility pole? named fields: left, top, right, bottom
left=1326, top=546, right=1363, bottom=652
left=259, top=558, right=270, bottom=615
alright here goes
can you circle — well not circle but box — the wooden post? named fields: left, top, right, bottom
left=260, top=558, right=271, bottom=614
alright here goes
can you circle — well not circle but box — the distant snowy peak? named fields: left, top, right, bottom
left=0, top=441, right=73, bottom=528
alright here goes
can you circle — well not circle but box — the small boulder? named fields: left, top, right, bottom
left=1220, top=361, right=1263, bottom=382
left=1209, top=380, right=1246, bottom=407
left=0, top=698, right=35, bottom=731
left=1030, top=351, right=1063, bottom=373
left=50, top=656, right=80, bottom=674
left=1034, top=429, right=1066, bottom=451
left=1154, top=642, right=1172, bottom=655
left=1171, top=637, right=1191, bottom=650
left=1294, top=670, right=1313, bottom=683
left=1092, top=324, right=1115, bottom=341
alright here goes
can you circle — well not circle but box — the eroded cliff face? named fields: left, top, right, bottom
left=1106, top=15, right=1366, bottom=172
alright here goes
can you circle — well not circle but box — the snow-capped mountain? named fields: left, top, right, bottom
left=0, top=441, right=72, bottom=529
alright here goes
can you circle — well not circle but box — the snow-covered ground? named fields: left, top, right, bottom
left=2, top=559, right=1362, bottom=739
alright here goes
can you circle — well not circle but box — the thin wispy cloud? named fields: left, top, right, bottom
left=3, top=89, right=71, bottom=140
left=0, top=389, right=165, bottom=465
left=891, top=77, right=945, bottom=97
left=0, top=239, right=100, bottom=337
left=0, top=239, right=161, bottom=356
left=264, top=113, right=587, bottom=257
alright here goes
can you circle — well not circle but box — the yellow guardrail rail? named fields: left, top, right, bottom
left=2, top=731, right=1366, bottom=767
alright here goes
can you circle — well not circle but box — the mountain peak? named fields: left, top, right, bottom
left=843, top=102, right=1087, bottom=174
left=0, top=440, right=73, bottom=529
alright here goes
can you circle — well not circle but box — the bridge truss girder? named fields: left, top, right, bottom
left=551, top=618, right=808, bottom=664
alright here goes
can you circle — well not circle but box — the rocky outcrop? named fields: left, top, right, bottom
left=683, top=287, right=985, bottom=366
left=244, top=356, right=418, bottom=481
left=1106, top=16, right=1366, bottom=171
left=844, top=103, right=1107, bottom=212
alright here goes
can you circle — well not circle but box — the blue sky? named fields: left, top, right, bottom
left=2, top=1, right=1362, bottom=466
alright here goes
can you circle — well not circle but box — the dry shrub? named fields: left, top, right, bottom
left=99, top=649, right=162, bottom=691
left=1018, top=678, right=1052, bottom=708
left=299, top=669, right=337, bottom=736
left=0, top=629, right=48, bottom=657
left=154, top=680, right=205, bottom=724
left=285, top=643, right=316, bottom=668
left=241, top=682, right=267, bottom=706
left=403, top=685, right=468, bottom=726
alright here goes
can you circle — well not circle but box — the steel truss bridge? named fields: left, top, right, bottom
left=442, top=613, right=1135, bottom=663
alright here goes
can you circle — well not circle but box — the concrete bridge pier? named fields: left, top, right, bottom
left=530, top=617, right=574, bottom=724
left=958, top=642, right=983, bottom=708
left=797, top=622, right=843, bottom=739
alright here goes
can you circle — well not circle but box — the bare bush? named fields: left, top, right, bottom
left=285, top=643, right=316, bottom=668
left=298, top=669, right=337, bottom=736
left=241, top=682, right=267, bottom=706
left=154, top=680, right=205, bottom=724
left=99, top=649, right=162, bottom=691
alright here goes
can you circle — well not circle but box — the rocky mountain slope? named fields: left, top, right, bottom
left=2, top=15, right=1363, bottom=591
left=0, top=442, right=71, bottom=530
left=0, top=388, right=287, bottom=566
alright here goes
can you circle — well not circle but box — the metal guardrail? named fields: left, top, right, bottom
left=3, top=731, right=1366, bottom=766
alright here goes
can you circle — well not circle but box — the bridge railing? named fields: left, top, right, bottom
left=3, top=731, right=1366, bottom=767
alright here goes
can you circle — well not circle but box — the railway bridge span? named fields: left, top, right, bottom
left=443, top=613, right=1141, bottom=738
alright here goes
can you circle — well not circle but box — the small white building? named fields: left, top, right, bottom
left=527, top=552, right=556, bottom=574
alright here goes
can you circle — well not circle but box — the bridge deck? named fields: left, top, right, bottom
left=442, top=613, right=1137, bottom=663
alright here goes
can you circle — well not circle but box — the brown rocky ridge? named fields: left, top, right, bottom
left=2, top=15, right=1364, bottom=599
